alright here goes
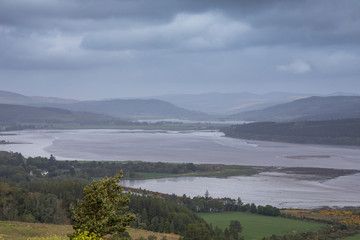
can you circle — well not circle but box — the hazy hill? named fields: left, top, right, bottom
left=0, top=90, right=79, bottom=105
left=222, top=118, right=360, bottom=146
left=0, top=104, right=121, bottom=125
left=0, top=90, right=206, bottom=120
left=41, top=99, right=207, bottom=119
left=230, top=96, right=360, bottom=122
left=154, top=92, right=310, bottom=114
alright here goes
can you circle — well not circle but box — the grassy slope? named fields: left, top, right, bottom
left=0, top=221, right=71, bottom=240
left=343, top=234, right=360, bottom=240
left=199, top=212, right=325, bottom=240
left=0, top=221, right=180, bottom=240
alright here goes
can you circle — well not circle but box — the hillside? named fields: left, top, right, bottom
left=46, top=99, right=207, bottom=119
left=0, top=221, right=180, bottom=240
left=0, top=90, right=78, bottom=105
left=0, top=104, right=123, bottom=125
left=230, top=96, right=360, bottom=122
left=0, top=90, right=207, bottom=120
left=155, top=92, right=309, bottom=114
left=222, top=118, right=360, bottom=146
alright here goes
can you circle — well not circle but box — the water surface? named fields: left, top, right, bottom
left=1, top=129, right=360, bottom=208
left=1, top=129, right=360, bottom=170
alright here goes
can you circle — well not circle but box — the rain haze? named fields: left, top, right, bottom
left=0, top=0, right=360, bottom=99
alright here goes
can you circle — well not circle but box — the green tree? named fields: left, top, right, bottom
left=229, top=220, right=242, bottom=240
left=250, top=203, right=257, bottom=214
left=70, top=172, right=136, bottom=239
left=181, top=223, right=212, bottom=240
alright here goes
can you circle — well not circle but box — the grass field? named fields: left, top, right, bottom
left=343, top=234, right=360, bottom=240
left=0, top=221, right=180, bottom=240
left=0, top=221, right=72, bottom=240
left=199, top=212, right=326, bottom=240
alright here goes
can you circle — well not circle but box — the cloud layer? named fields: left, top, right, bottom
left=0, top=0, right=359, bottom=98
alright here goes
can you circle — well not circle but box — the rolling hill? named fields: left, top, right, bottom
left=0, top=90, right=207, bottom=120
left=45, top=99, right=207, bottom=119
left=222, top=118, right=360, bottom=146
left=230, top=96, right=360, bottom=122
left=0, top=104, right=123, bottom=125
left=154, top=92, right=310, bottom=114
left=0, top=90, right=79, bottom=105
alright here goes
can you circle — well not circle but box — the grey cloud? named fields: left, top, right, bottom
left=276, top=60, right=311, bottom=74
left=0, top=0, right=359, bottom=98
left=81, top=11, right=251, bottom=51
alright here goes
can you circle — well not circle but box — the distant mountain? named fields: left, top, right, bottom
left=44, top=99, right=207, bottom=119
left=0, top=104, right=121, bottom=125
left=0, top=90, right=79, bottom=105
left=0, top=90, right=206, bottom=120
left=154, top=92, right=311, bottom=114
left=231, top=96, right=360, bottom=122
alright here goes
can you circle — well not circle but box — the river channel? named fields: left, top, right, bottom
left=1, top=129, right=359, bottom=208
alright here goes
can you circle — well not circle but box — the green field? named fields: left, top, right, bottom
left=343, top=234, right=360, bottom=240
left=199, top=212, right=325, bottom=240
left=0, top=221, right=180, bottom=240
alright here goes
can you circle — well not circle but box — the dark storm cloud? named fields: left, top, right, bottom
left=1, top=0, right=359, bottom=50
left=0, top=0, right=359, bottom=98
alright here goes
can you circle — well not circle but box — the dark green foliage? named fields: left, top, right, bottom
left=70, top=172, right=136, bottom=238
left=172, top=195, right=243, bottom=213
left=223, top=118, right=360, bottom=146
left=0, top=150, right=280, bottom=228
left=181, top=223, right=212, bottom=240
left=250, top=203, right=257, bottom=214
left=0, top=181, right=76, bottom=223
left=128, top=194, right=207, bottom=235
left=261, top=225, right=360, bottom=240
left=228, top=220, right=242, bottom=240
left=213, top=226, right=226, bottom=240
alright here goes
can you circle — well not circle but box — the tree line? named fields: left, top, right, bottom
left=0, top=151, right=280, bottom=239
left=222, top=118, right=360, bottom=146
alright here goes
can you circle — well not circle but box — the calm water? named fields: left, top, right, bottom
left=1, top=129, right=360, bottom=208
left=2, top=129, right=360, bottom=169
left=123, top=173, right=360, bottom=208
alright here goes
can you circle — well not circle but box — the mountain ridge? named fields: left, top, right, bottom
left=153, top=92, right=312, bottom=114
left=0, top=90, right=206, bottom=120
left=230, top=96, right=360, bottom=122
left=0, top=103, right=123, bottom=125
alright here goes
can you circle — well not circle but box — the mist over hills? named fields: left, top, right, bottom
left=0, top=90, right=206, bottom=120
left=0, top=104, right=121, bottom=125
left=0, top=90, right=79, bottom=105
left=1, top=90, right=360, bottom=122
left=154, top=92, right=311, bottom=114
left=231, top=96, right=360, bottom=122
left=45, top=99, right=207, bottom=119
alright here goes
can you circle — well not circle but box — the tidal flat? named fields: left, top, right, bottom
left=1, top=129, right=360, bottom=208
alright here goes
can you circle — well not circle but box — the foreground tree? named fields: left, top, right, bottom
left=181, top=223, right=212, bottom=240
left=228, top=220, right=243, bottom=240
left=69, top=172, right=135, bottom=239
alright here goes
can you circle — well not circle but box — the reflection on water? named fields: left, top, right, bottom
left=123, top=173, right=360, bottom=209
left=1, top=129, right=360, bottom=169
left=1, top=129, right=360, bottom=208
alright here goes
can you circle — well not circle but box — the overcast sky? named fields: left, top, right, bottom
left=0, top=0, right=359, bottom=99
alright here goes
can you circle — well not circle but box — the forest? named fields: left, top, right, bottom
left=0, top=151, right=278, bottom=239
left=222, top=118, right=360, bottom=146
left=1, top=151, right=360, bottom=239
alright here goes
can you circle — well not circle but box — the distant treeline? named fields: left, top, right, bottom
left=0, top=150, right=261, bottom=182
left=222, top=118, right=360, bottom=146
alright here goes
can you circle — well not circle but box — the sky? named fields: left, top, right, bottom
left=0, top=0, right=360, bottom=100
